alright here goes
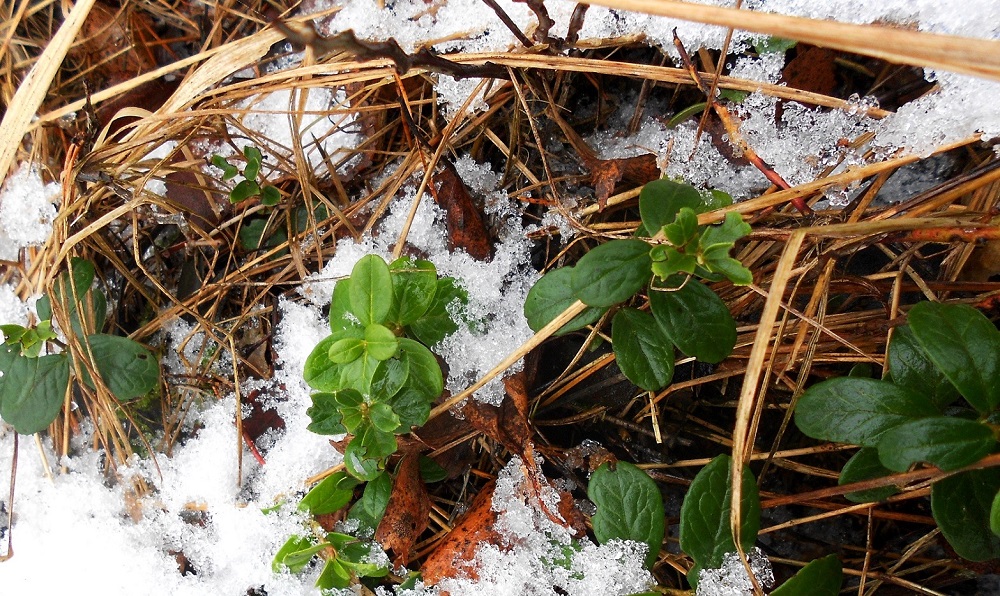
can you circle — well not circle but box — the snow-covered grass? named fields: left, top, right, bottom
left=2, top=0, right=1000, bottom=594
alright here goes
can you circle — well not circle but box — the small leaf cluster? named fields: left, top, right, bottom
left=274, top=530, right=389, bottom=591
left=795, top=301, right=1000, bottom=561
left=212, top=145, right=280, bottom=206
left=585, top=454, right=842, bottom=593
left=680, top=455, right=843, bottom=593
left=0, top=258, right=158, bottom=435
left=524, top=179, right=749, bottom=392
left=303, top=255, right=466, bottom=480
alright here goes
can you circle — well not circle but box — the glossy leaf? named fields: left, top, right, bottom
left=409, top=278, right=466, bottom=346
left=348, top=471, right=392, bottom=534
left=260, top=185, right=281, bottom=206
left=315, top=559, right=351, bottom=590
left=639, top=179, right=703, bottom=234
left=588, top=461, right=665, bottom=569
left=888, top=325, right=958, bottom=410
left=908, top=301, right=1000, bottom=413
left=298, top=471, right=360, bottom=515
left=42, top=258, right=107, bottom=337
left=931, top=468, right=1000, bottom=561
left=339, top=541, right=390, bottom=576
left=398, top=338, right=443, bottom=398
left=364, top=324, right=399, bottom=361
left=354, top=420, right=398, bottom=461
left=81, top=334, right=158, bottom=400
left=386, top=387, right=431, bottom=430
left=612, top=308, right=675, bottom=391
left=571, top=239, right=653, bottom=307
left=679, top=454, right=760, bottom=587
left=523, top=267, right=605, bottom=335
left=839, top=447, right=899, bottom=503
left=0, top=352, right=69, bottom=435
left=272, top=535, right=315, bottom=573
left=370, top=357, right=408, bottom=400
left=699, top=213, right=752, bottom=285
left=339, top=352, right=380, bottom=396
left=794, top=378, right=938, bottom=448
left=350, top=255, right=393, bottom=326
left=306, top=391, right=348, bottom=435
left=389, top=257, right=437, bottom=326
left=990, top=489, right=1000, bottom=538
left=369, top=402, right=401, bottom=433
left=770, top=554, right=842, bottom=596
left=334, top=389, right=365, bottom=432
left=329, top=336, right=365, bottom=364
left=211, top=155, right=239, bottom=181
left=329, top=279, right=356, bottom=333
left=649, top=279, right=736, bottom=364
left=878, top=416, right=995, bottom=472
left=345, top=430, right=389, bottom=481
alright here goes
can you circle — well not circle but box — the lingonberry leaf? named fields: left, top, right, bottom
left=611, top=308, right=675, bottom=391
left=571, top=239, right=652, bottom=307
left=350, top=255, right=393, bottom=326
left=649, top=278, right=736, bottom=364
left=588, top=461, right=665, bottom=569
left=877, top=416, right=995, bottom=472
left=931, top=468, right=1000, bottom=562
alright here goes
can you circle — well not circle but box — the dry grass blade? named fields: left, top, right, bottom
left=582, top=0, right=1000, bottom=81
left=0, top=0, right=96, bottom=182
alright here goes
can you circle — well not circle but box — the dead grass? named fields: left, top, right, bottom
left=3, top=0, right=1000, bottom=592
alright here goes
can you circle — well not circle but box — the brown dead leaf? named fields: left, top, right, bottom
left=781, top=45, right=839, bottom=98
left=460, top=372, right=531, bottom=456
left=376, top=451, right=431, bottom=565
left=420, top=480, right=501, bottom=584
left=432, top=164, right=494, bottom=261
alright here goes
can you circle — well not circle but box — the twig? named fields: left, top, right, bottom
left=672, top=30, right=812, bottom=215
left=480, top=0, right=534, bottom=48
left=273, top=21, right=510, bottom=80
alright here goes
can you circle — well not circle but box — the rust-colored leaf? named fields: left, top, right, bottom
left=781, top=45, right=839, bottom=97
left=420, top=480, right=502, bottom=584
left=376, top=451, right=431, bottom=565
left=460, top=373, right=531, bottom=456
left=432, top=164, right=494, bottom=261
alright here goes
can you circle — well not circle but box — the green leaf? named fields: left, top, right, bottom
left=888, top=325, right=958, bottom=410
left=344, top=432, right=387, bottom=481
left=409, top=277, right=466, bottom=346
left=0, top=352, right=69, bottom=435
left=306, top=391, right=348, bottom=435
left=238, top=218, right=268, bottom=250
left=304, top=335, right=344, bottom=391
left=354, top=419, right=398, bottom=460
left=839, top=447, right=899, bottom=503
left=571, top=239, right=653, bottom=308
left=1, top=324, right=27, bottom=344
left=329, top=336, right=365, bottom=364
left=753, top=36, right=797, bottom=55
left=329, top=279, right=356, bottom=333
left=704, top=189, right=734, bottom=211
left=931, top=468, right=1000, bottom=561
left=794, top=378, right=939, bottom=448
left=339, top=353, right=380, bottom=395
left=388, top=257, right=437, bottom=326
left=638, top=179, right=703, bottom=235
left=364, top=324, right=399, bottom=361
left=299, top=471, right=361, bottom=515
left=350, top=255, right=393, bottom=326
left=701, top=212, right=751, bottom=248
left=877, top=416, right=995, bottom=472
left=419, top=456, right=448, bottom=483
left=588, top=461, right=665, bottom=569
left=649, top=279, right=736, bottom=364
left=80, top=334, right=158, bottom=400
left=523, top=267, right=605, bottom=335
left=650, top=249, right=698, bottom=280
left=679, top=454, right=760, bottom=587
left=703, top=255, right=753, bottom=286
left=611, top=308, right=675, bottom=391
left=990, top=489, right=1000, bottom=538
left=908, top=301, right=1000, bottom=413
left=348, top=471, right=392, bottom=534
left=272, top=535, right=316, bottom=573
left=770, top=554, right=842, bottom=596
left=370, top=357, right=408, bottom=401
left=260, top=185, right=281, bottom=206
left=369, top=402, right=401, bottom=433
left=315, top=559, right=351, bottom=590
left=334, top=389, right=365, bottom=433
left=45, top=258, right=107, bottom=337
left=398, top=338, right=443, bottom=398
left=211, top=155, right=239, bottom=181
left=699, top=213, right=752, bottom=285
left=339, top=541, right=390, bottom=577
left=662, top=208, right=700, bottom=248
left=386, top=387, right=431, bottom=430
left=243, top=145, right=263, bottom=178
left=230, top=179, right=260, bottom=203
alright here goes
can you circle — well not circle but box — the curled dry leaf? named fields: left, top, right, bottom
left=376, top=451, right=431, bottom=565
left=432, top=164, right=494, bottom=261
left=420, top=480, right=501, bottom=584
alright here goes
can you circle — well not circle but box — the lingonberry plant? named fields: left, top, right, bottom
left=273, top=254, right=465, bottom=590
left=523, top=179, right=750, bottom=392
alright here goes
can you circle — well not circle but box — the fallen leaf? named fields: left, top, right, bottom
left=420, top=480, right=501, bottom=584
left=432, top=164, right=493, bottom=261
left=376, top=451, right=431, bottom=565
